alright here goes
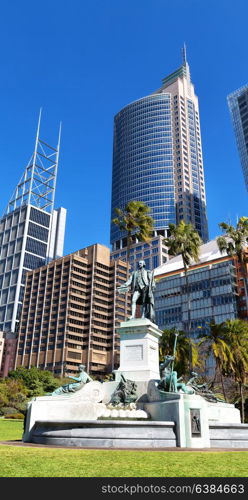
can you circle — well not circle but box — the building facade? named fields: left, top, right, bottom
left=110, top=48, right=209, bottom=270
left=0, top=332, right=17, bottom=378
left=154, top=239, right=247, bottom=339
left=227, top=84, right=248, bottom=191
left=15, top=244, right=130, bottom=377
left=0, top=205, right=66, bottom=335
left=110, top=235, right=168, bottom=271
left=0, top=115, right=66, bottom=335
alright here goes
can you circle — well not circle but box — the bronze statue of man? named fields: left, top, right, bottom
left=118, top=260, right=156, bottom=322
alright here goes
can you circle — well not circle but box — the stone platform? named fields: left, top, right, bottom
left=25, top=419, right=248, bottom=449
left=29, top=420, right=177, bottom=448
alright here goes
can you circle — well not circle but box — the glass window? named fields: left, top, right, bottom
left=11, top=269, right=18, bottom=285
left=9, top=287, right=16, bottom=302
left=28, top=222, right=49, bottom=242
left=16, top=238, right=23, bottom=252
left=3, top=273, right=10, bottom=288
left=1, top=246, right=8, bottom=258
left=18, top=223, right=25, bottom=237
left=4, top=231, right=10, bottom=244
left=8, top=242, right=15, bottom=256
left=144, top=258, right=150, bottom=269
left=13, top=212, right=19, bottom=226
left=25, top=237, right=47, bottom=257
left=10, top=227, right=17, bottom=240
left=20, top=208, right=27, bottom=222
left=6, top=304, right=13, bottom=321
left=6, top=217, right=12, bottom=229
left=152, top=255, right=158, bottom=268
left=30, top=207, right=50, bottom=227
left=6, top=258, right=13, bottom=272
left=1, top=290, right=8, bottom=305
left=0, top=307, right=5, bottom=322
left=13, top=254, right=20, bottom=268
left=0, top=260, right=6, bottom=274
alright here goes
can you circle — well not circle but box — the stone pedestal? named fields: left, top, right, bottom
left=145, top=393, right=211, bottom=448
left=23, top=381, right=105, bottom=442
left=116, top=318, right=162, bottom=382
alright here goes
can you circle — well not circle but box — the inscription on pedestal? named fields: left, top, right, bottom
left=124, top=344, right=143, bottom=362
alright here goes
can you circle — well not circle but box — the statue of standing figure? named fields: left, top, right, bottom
left=50, top=364, right=92, bottom=395
left=117, top=260, right=156, bottom=322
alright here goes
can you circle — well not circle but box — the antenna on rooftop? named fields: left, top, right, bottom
left=4, top=110, right=61, bottom=216
left=182, top=43, right=187, bottom=65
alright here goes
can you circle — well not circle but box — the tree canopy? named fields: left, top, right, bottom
left=112, top=200, right=154, bottom=261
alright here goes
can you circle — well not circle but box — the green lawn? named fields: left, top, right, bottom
left=0, top=420, right=248, bottom=477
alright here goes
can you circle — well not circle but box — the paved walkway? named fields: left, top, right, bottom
left=0, top=440, right=247, bottom=452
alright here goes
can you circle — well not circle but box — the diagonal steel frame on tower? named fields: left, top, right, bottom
left=4, top=109, right=61, bottom=216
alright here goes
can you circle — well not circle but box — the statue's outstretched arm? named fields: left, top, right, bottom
left=68, top=375, right=81, bottom=382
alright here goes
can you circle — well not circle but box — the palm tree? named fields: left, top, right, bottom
left=198, top=321, right=233, bottom=401
left=159, top=327, right=199, bottom=377
left=217, top=217, right=248, bottom=307
left=112, top=201, right=154, bottom=262
left=222, top=319, right=248, bottom=423
left=164, top=221, right=202, bottom=337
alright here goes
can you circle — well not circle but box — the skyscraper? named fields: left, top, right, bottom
left=0, top=113, right=66, bottom=335
left=110, top=47, right=208, bottom=270
left=227, top=84, right=248, bottom=191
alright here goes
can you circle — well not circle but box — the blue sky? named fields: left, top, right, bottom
left=0, top=0, right=247, bottom=255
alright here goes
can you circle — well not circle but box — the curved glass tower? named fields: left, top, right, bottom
left=110, top=49, right=209, bottom=265
left=227, top=84, right=248, bottom=191
left=111, top=94, right=176, bottom=245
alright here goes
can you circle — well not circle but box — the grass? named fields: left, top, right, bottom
left=0, top=419, right=24, bottom=441
left=0, top=420, right=248, bottom=477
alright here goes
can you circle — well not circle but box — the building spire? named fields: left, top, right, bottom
left=182, top=43, right=187, bottom=65
left=3, top=110, right=60, bottom=216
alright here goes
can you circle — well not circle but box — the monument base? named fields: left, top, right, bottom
left=116, top=318, right=162, bottom=382
left=145, top=393, right=210, bottom=448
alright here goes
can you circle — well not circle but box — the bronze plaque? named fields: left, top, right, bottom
left=190, top=409, right=201, bottom=437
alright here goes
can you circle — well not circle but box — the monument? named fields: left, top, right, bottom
left=116, top=259, right=163, bottom=382
left=23, top=261, right=248, bottom=448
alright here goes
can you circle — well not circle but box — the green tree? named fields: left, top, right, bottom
left=217, top=217, right=248, bottom=303
left=159, top=327, right=199, bottom=377
left=0, top=378, right=27, bottom=414
left=8, top=366, right=60, bottom=397
left=112, top=201, right=154, bottom=262
left=164, top=221, right=202, bottom=338
left=222, top=319, right=248, bottom=423
left=198, top=321, right=234, bottom=401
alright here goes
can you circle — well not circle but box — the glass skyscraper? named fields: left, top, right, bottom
left=110, top=48, right=209, bottom=269
left=227, top=84, right=248, bottom=190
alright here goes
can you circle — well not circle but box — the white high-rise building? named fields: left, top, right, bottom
left=0, top=113, right=66, bottom=334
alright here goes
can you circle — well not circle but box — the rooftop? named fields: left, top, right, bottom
left=154, top=238, right=228, bottom=277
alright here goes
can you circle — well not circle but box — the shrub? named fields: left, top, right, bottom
left=4, top=413, right=24, bottom=419
left=0, top=407, right=19, bottom=416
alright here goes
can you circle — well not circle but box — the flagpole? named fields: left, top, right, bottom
left=169, top=330, right=179, bottom=392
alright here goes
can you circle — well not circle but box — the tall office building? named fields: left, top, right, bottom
left=15, top=244, right=130, bottom=377
left=110, top=47, right=208, bottom=270
left=227, top=84, right=248, bottom=190
left=154, top=239, right=247, bottom=337
left=0, top=113, right=66, bottom=335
